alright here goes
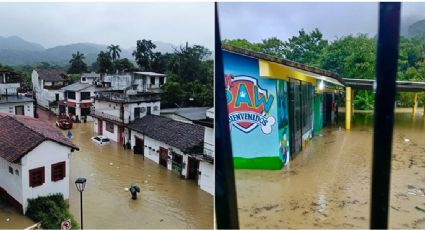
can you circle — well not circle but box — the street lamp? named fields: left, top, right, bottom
left=75, top=178, right=86, bottom=229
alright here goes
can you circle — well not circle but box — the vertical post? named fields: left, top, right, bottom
left=214, top=2, right=239, bottom=229
left=345, top=87, right=352, bottom=130
left=80, top=191, right=83, bottom=230
left=412, top=93, right=418, bottom=117
left=370, top=2, right=401, bottom=229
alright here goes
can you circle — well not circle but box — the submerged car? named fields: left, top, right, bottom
left=56, top=118, right=72, bottom=130
left=91, top=136, right=110, bottom=145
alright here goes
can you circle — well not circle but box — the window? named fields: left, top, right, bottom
left=81, top=92, right=91, bottom=100
left=150, top=76, right=156, bottom=85
left=159, top=77, right=165, bottom=85
left=15, top=106, right=24, bottom=115
left=29, top=167, right=45, bottom=187
left=15, top=169, right=19, bottom=176
left=81, top=77, right=86, bottom=82
left=9, top=166, right=13, bottom=174
left=51, top=162, right=66, bottom=182
left=106, top=121, right=114, bottom=133
left=67, top=92, right=76, bottom=100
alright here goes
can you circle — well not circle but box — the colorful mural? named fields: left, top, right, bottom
left=223, top=51, right=282, bottom=170
left=277, top=80, right=290, bottom=165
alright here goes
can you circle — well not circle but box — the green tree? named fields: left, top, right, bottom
left=282, top=28, right=328, bottom=66
left=107, top=44, right=121, bottom=62
left=68, top=52, right=88, bottom=74
left=96, top=51, right=113, bottom=74
left=132, top=39, right=157, bottom=71
left=260, top=37, right=285, bottom=58
left=222, top=39, right=262, bottom=52
left=114, top=58, right=135, bottom=72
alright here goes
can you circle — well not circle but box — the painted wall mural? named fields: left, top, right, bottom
left=223, top=50, right=282, bottom=170
left=277, top=80, right=290, bottom=165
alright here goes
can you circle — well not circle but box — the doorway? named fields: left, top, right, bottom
left=159, top=147, right=168, bottom=168
left=187, top=157, right=199, bottom=180
left=134, top=136, right=144, bottom=155
left=288, top=79, right=302, bottom=156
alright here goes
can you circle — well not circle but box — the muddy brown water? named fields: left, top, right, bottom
left=0, top=109, right=213, bottom=229
left=236, top=111, right=425, bottom=229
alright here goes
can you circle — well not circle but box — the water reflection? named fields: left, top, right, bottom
left=236, top=110, right=425, bottom=228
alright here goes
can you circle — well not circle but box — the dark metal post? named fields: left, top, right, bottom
left=214, top=3, right=239, bottom=229
left=370, top=2, right=401, bottom=229
left=80, top=191, right=83, bottom=230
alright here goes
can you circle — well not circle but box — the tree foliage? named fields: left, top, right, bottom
left=68, top=52, right=88, bottom=74
left=224, top=29, right=425, bottom=109
left=107, top=44, right=121, bottom=61
left=132, top=39, right=157, bottom=71
left=96, top=51, right=113, bottom=74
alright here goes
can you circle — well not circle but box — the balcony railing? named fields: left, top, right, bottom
left=90, top=109, right=128, bottom=123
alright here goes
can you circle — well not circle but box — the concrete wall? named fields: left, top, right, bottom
left=198, top=161, right=213, bottom=195
left=32, top=70, right=64, bottom=109
left=126, top=101, right=160, bottom=121
left=20, top=141, right=71, bottom=213
left=0, top=101, right=34, bottom=117
left=101, top=121, right=119, bottom=142
left=0, top=83, right=20, bottom=95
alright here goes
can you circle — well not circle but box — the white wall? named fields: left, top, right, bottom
left=0, top=83, right=20, bottom=95
left=0, top=157, right=23, bottom=208
left=126, top=101, right=160, bottom=122
left=32, top=70, right=64, bottom=109
left=198, top=161, right=213, bottom=195
left=204, top=126, right=214, bottom=158
left=102, top=121, right=119, bottom=142
left=130, top=132, right=186, bottom=173
left=0, top=101, right=34, bottom=117
left=20, top=141, right=71, bottom=213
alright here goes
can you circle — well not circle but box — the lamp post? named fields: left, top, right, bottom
left=75, top=178, right=86, bottom=229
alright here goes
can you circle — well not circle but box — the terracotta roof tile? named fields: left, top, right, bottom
left=36, top=69, right=68, bottom=82
left=0, top=113, right=78, bottom=163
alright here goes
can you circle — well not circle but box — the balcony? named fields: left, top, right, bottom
left=90, top=108, right=129, bottom=124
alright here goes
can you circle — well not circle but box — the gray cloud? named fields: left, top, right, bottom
left=0, top=2, right=214, bottom=49
left=218, top=2, right=425, bottom=42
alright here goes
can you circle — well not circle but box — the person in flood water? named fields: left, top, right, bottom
left=67, top=130, right=73, bottom=139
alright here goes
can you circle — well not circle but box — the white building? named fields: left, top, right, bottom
left=80, top=72, right=100, bottom=85
left=194, top=107, right=214, bottom=195
left=133, top=72, right=166, bottom=92
left=0, top=71, right=34, bottom=117
left=0, top=113, right=78, bottom=213
left=127, top=115, right=213, bottom=195
left=92, top=90, right=161, bottom=144
left=31, top=69, right=69, bottom=112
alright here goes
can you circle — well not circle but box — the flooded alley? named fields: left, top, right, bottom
left=0, top=108, right=213, bottom=229
left=236, top=111, right=425, bottom=229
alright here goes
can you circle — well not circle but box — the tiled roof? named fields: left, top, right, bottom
left=35, top=69, right=68, bottom=82
left=0, top=113, right=78, bottom=163
left=127, top=115, right=204, bottom=152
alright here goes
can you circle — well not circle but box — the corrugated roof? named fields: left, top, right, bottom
left=133, top=72, right=166, bottom=77
left=0, top=113, right=78, bottom=163
left=60, top=82, right=93, bottom=92
left=127, top=115, right=204, bottom=152
left=160, top=107, right=210, bottom=121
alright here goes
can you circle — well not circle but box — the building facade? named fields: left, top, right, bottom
left=127, top=115, right=206, bottom=183
left=0, top=113, right=78, bottom=213
left=0, top=71, right=34, bottom=117
left=222, top=45, right=344, bottom=170
left=92, top=91, right=161, bottom=144
left=31, top=69, right=69, bottom=112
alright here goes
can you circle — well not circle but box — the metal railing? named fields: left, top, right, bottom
left=90, top=109, right=127, bottom=123
left=95, top=92, right=161, bottom=103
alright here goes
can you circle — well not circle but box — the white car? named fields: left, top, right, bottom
left=91, top=136, right=110, bottom=145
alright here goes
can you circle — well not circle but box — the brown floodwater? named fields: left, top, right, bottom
left=235, top=110, right=425, bottom=229
left=0, top=108, right=213, bottom=229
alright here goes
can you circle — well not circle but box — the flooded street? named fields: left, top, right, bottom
left=0, top=108, right=213, bottom=229
left=236, top=110, right=425, bottom=229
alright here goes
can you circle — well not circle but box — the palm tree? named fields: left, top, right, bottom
left=68, top=51, right=88, bottom=74
left=107, top=44, right=121, bottom=61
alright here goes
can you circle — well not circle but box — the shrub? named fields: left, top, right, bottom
left=26, top=194, right=79, bottom=229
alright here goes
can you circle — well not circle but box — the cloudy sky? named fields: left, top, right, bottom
left=218, top=2, right=425, bottom=42
left=0, top=2, right=214, bottom=49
